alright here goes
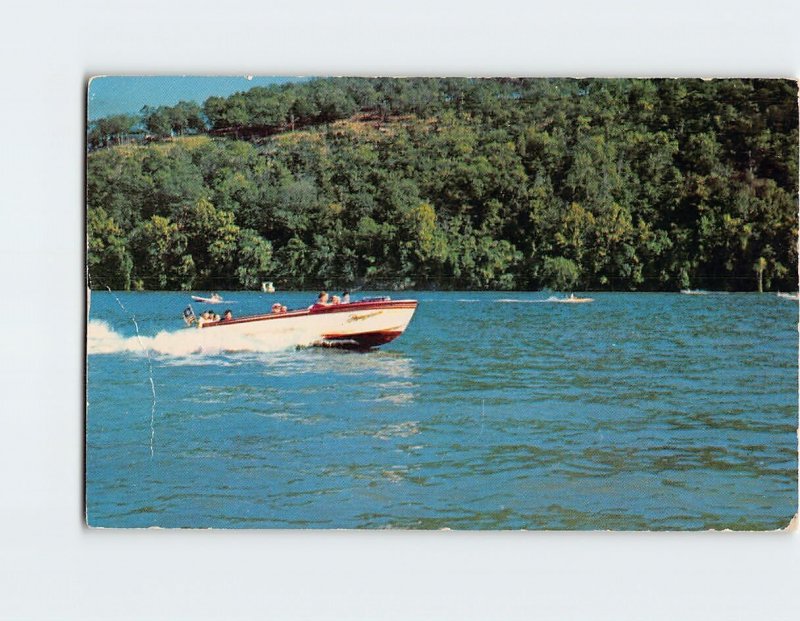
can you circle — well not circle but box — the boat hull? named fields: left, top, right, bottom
left=197, top=299, right=418, bottom=349
left=192, top=296, right=225, bottom=304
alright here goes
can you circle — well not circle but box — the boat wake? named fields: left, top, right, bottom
left=87, top=320, right=311, bottom=356
left=496, top=297, right=586, bottom=303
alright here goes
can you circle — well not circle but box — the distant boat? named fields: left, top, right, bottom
left=680, top=289, right=708, bottom=295
left=191, top=293, right=225, bottom=304
left=261, top=281, right=276, bottom=293
left=550, top=294, right=594, bottom=304
left=776, top=292, right=800, bottom=301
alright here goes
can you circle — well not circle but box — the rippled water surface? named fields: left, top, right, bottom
left=86, top=291, right=798, bottom=529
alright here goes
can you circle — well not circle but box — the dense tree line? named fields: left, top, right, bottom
left=88, top=101, right=206, bottom=148
left=87, top=78, right=798, bottom=291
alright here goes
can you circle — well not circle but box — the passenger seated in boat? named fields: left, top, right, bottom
left=331, top=295, right=341, bottom=305
left=271, top=302, right=282, bottom=314
left=310, top=291, right=330, bottom=309
left=221, top=309, right=233, bottom=321
left=280, top=305, right=288, bottom=313
left=342, top=291, right=350, bottom=303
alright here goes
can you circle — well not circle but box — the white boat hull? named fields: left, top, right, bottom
left=195, top=299, right=418, bottom=349
left=192, top=295, right=226, bottom=304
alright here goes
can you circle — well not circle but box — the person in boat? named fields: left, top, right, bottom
left=280, top=305, right=288, bottom=313
left=342, top=290, right=351, bottom=303
left=222, top=309, right=233, bottom=321
left=310, top=291, right=330, bottom=309
left=271, top=302, right=282, bottom=314
left=331, top=295, right=341, bottom=305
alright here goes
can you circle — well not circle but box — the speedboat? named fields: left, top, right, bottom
left=680, top=289, right=708, bottom=295
left=191, top=293, right=225, bottom=304
left=548, top=293, right=593, bottom=303
left=261, top=281, right=276, bottom=293
left=777, top=292, right=800, bottom=301
left=184, top=297, right=418, bottom=349
left=556, top=295, right=593, bottom=303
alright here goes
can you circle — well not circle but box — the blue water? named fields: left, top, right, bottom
left=86, top=291, right=798, bottom=529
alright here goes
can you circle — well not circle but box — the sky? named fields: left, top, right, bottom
left=87, top=76, right=308, bottom=120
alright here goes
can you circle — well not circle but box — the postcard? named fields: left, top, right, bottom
left=86, top=76, right=798, bottom=529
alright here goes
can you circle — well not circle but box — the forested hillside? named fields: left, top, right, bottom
left=87, top=78, right=798, bottom=291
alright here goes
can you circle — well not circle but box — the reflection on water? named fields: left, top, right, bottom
left=87, top=291, right=797, bottom=529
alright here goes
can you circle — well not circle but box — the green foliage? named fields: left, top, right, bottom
left=177, top=198, right=240, bottom=288
left=87, top=78, right=799, bottom=292
left=87, top=114, right=138, bottom=149
left=87, top=208, right=133, bottom=289
left=236, top=229, right=273, bottom=289
left=141, top=106, right=172, bottom=138
left=541, top=256, right=581, bottom=290
left=131, top=215, right=194, bottom=289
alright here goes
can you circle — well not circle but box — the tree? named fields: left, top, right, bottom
left=540, top=256, right=580, bottom=290
left=131, top=215, right=194, bottom=290
left=176, top=198, right=240, bottom=288
left=87, top=208, right=133, bottom=289
left=245, top=88, right=290, bottom=126
left=400, top=202, right=448, bottom=282
left=753, top=256, right=767, bottom=293
left=141, top=106, right=172, bottom=138
left=140, top=146, right=205, bottom=217
left=203, top=96, right=228, bottom=129
left=88, top=114, right=137, bottom=148
left=86, top=77, right=798, bottom=292
left=236, top=229, right=273, bottom=289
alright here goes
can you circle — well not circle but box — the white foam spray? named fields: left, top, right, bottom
left=87, top=320, right=314, bottom=357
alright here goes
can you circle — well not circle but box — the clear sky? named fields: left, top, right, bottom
left=87, top=76, right=309, bottom=120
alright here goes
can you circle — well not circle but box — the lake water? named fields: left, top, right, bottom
left=86, top=291, right=798, bottom=529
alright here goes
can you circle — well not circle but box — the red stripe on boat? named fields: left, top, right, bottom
left=320, top=330, right=404, bottom=349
